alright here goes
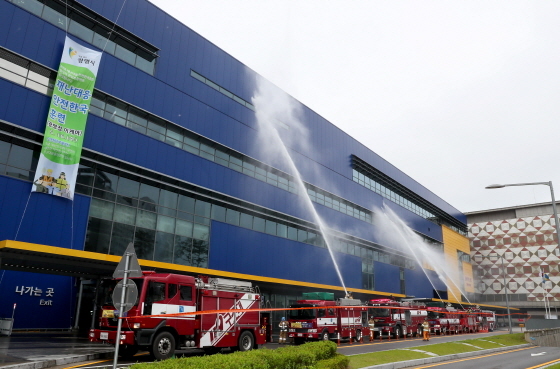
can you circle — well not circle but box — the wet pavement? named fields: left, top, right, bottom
left=0, top=331, right=113, bottom=369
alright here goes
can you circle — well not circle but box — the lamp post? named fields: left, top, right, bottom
left=486, top=181, right=560, bottom=329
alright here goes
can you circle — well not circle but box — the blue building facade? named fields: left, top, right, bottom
left=0, top=0, right=465, bottom=329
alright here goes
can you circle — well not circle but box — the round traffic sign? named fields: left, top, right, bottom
left=111, top=279, right=138, bottom=313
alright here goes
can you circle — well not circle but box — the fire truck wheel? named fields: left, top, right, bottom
left=355, top=330, right=362, bottom=342
left=119, top=344, right=139, bottom=359
left=238, top=331, right=255, bottom=352
left=321, top=330, right=330, bottom=341
left=441, top=327, right=446, bottom=335
left=393, top=326, right=401, bottom=339
left=151, top=331, right=176, bottom=360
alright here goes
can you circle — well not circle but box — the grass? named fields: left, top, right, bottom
left=348, top=333, right=526, bottom=369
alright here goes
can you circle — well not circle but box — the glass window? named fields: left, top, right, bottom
left=7, top=145, right=34, bottom=170
left=178, top=195, right=195, bottom=213
left=211, top=205, right=226, bottom=222
left=13, top=0, right=44, bottom=16
left=93, top=33, right=116, bottom=54
left=84, top=217, right=112, bottom=254
left=134, top=227, right=155, bottom=260
left=89, top=198, right=114, bottom=220
left=265, top=220, right=276, bottom=235
left=41, top=6, right=67, bottom=29
left=109, top=222, right=135, bottom=256
left=174, top=235, right=192, bottom=266
left=191, top=240, right=208, bottom=268
left=200, top=143, right=215, bottom=156
left=193, top=224, right=209, bottom=241
left=219, top=87, right=233, bottom=98
left=277, top=224, right=288, bottom=238
left=157, top=215, right=175, bottom=233
left=191, top=70, right=205, bottom=83
left=175, top=219, right=193, bottom=237
left=194, top=200, right=211, bottom=218
left=154, top=231, right=174, bottom=263
left=0, top=68, right=26, bottom=85
left=128, top=110, right=148, bottom=127
left=76, top=165, right=94, bottom=187
left=117, top=176, right=139, bottom=198
left=139, top=183, right=159, bottom=205
left=135, top=57, right=154, bottom=75
left=94, top=169, right=118, bottom=192
left=253, top=217, right=265, bottom=232
left=183, top=136, right=200, bottom=149
left=240, top=213, right=253, bottom=229
left=297, top=229, right=308, bottom=242
left=226, top=209, right=240, bottom=226
left=159, top=189, right=178, bottom=209
left=68, top=20, right=94, bottom=42
left=166, top=124, right=183, bottom=142
left=115, top=45, right=137, bottom=65
left=287, top=227, right=298, bottom=241
left=179, top=285, right=193, bottom=301
left=148, top=120, right=166, bottom=134
left=113, top=204, right=136, bottom=226
left=206, top=79, right=220, bottom=91
left=136, top=210, right=156, bottom=229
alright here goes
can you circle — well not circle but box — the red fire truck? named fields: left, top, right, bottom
left=367, top=299, right=427, bottom=338
left=424, top=304, right=462, bottom=335
left=288, top=293, right=370, bottom=343
left=89, top=273, right=265, bottom=360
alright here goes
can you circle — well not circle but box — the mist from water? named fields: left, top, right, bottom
left=251, top=79, right=348, bottom=294
left=374, top=204, right=470, bottom=305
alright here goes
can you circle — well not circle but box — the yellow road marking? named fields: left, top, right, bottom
left=410, top=346, right=533, bottom=368
left=525, top=357, right=560, bottom=369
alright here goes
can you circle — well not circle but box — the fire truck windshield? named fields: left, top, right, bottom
left=374, top=308, right=391, bottom=317
left=288, top=304, right=316, bottom=319
left=428, top=311, right=440, bottom=319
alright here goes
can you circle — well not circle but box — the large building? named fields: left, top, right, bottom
left=467, top=202, right=560, bottom=318
left=0, top=0, right=472, bottom=330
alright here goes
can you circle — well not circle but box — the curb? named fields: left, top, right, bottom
left=360, top=343, right=533, bottom=369
left=0, top=351, right=114, bottom=369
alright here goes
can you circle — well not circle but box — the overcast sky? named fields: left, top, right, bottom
left=150, top=0, right=560, bottom=214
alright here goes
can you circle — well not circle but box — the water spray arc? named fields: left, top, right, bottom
left=252, top=83, right=348, bottom=295
left=375, top=205, right=471, bottom=305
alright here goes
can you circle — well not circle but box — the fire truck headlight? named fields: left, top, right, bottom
left=120, top=335, right=126, bottom=340
left=308, top=329, right=317, bottom=333
left=289, top=329, right=295, bottom=332
left=89, top=332, right=94, bottom=338
left=133, top=323, right=141, bottom=329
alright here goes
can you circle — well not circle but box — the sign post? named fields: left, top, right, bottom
left=112, top=243, right=142, bottom=369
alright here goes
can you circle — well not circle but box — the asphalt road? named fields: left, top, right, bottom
left=401, top=345, right=560, bottom=369
left=53, top=330, right=516, bottom=369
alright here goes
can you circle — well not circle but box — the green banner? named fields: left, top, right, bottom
left=33, top=36, right=102, bottom=200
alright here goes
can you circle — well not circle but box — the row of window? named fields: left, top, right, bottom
left=476, top=293, right=528, bottom=302
left=8, top=0, right=156, bottom=74
left=0, top=46, right=374, bottom=227
left=353, top=169, right=437, bottom=222
left=0, top=138, right=415, bottom=273
left=0, top=47, right=56, bottom=96
left=191, top=70, right=254, bottom=110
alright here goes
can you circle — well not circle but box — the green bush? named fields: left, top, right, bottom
left=314, top=354, right=349, bottom=369
left=130, top=341, right=340, bottom=369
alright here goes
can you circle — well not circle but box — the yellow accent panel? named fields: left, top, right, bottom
left=441, top=226, right=471, bottom=303
left=0, top=240, right=402, bottom=298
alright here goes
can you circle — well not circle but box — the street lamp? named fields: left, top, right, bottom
left=485, top=181, right=560, bottom=330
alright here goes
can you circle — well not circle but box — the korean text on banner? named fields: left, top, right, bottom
left=32, top=36, right=102, bottom=200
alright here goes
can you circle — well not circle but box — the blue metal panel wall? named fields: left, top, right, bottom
left=373, top=262, right=401, bottom=294
left=404, top=268, right=440, bottom=299
left=209, top=222, right=362, bottom=289
left=0, top=271, right=74, bottom=329
left=0, top=176, right=90, bottom=249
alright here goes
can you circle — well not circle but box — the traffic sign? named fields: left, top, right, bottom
left=113, top=243, right=142, bottom=278
left=112, top=279, right=138, bottom=313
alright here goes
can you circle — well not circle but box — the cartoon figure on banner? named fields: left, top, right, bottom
left=33, top=168, right=55, bottom=194
left=53, top=172, right=72, bottom=198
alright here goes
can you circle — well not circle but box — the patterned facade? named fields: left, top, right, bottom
left=469, top=213, right=559, bottom=303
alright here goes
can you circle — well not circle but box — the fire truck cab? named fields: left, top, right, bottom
left=89, top=273, right=265, bottom=360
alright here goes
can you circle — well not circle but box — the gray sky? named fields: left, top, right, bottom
left=150, top=0, right=560, bottom=214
